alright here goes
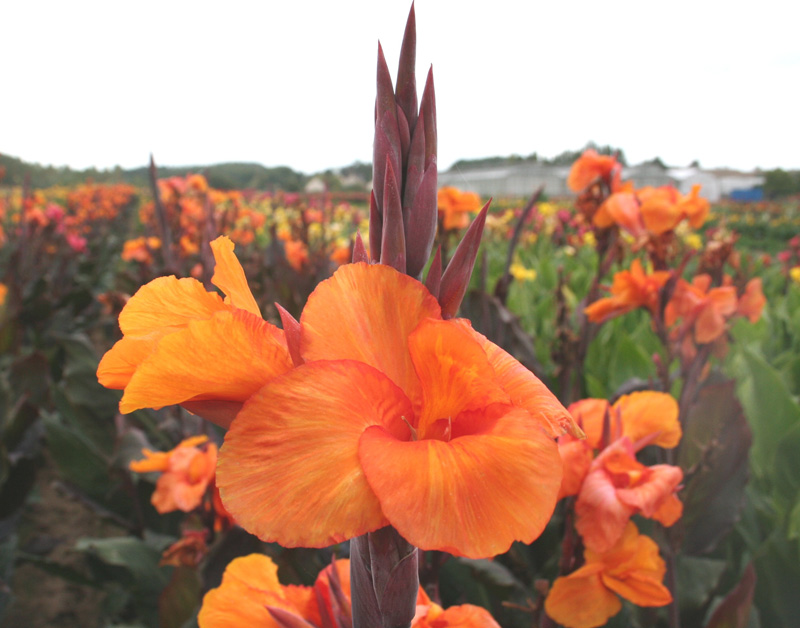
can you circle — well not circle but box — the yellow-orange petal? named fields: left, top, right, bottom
left=408, top=319, right=510, bottom=438
left=118, top=275, right=227, bottom=337
left=567, top=398, right=609, bottom=449
left=120, top=309, right=292, bottom=414
left=210, top=236, right=261, bottom=317
left=460, top=321, right=579, bottom=438
left=300, top=263, right=441, bottom=413
left=217, top=360, right=413, bottom=548
left=640, top=196, right=681, bottom=235
left=198, top=554, right=288, bottom=628
left=612, top=391, right=681, bottom=449
left=358, top=408, right=561, bottom=558
left=598, top=527, right=671, bottom=607
left=98, top=335, right=159, bottom=389
left=129, top=449, right=170, bottom=473
left=545, top=565, right=622, bottom=628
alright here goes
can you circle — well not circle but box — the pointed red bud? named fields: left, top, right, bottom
left=380, top=161, right=406, bottom=273
left=396, top=104, right=411, bottom=173
left=369, top=190, right=381, bottom=263
left=405, top=161, right=438, bottom=278
left=352, top=231, right=369, bottom=264
left=275, top=303, right=304, bottom=367
left=403, top=109, right=426, bottom=219
left=395, top=3, right=418, bottom=131
left=439, top=200, right=491, bottom=319
left=419, top=67, right=437, bottom=168
left=373, top=111, right=402, bottom=216
left=425, top=246, right=442, bottom=298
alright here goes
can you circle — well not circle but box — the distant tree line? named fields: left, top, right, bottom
left=763, top=169, right=800, bottom=199
left=448, top=143, right=629, bottom=171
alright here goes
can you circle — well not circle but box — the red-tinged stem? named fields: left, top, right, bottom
left=351, top=527, right=418, bottom=628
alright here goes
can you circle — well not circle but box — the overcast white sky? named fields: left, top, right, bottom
left=2, top=0, right=798, bottom=174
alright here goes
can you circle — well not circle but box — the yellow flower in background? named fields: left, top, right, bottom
left=510, top=263, right=537, bottom=282
left=790, top=266, right=800, bottom=284
left=582, top=231, right=597, bottom=247
left=684, top=233, right=703, bottom=250
left=538, top=202, right=557, bottom=217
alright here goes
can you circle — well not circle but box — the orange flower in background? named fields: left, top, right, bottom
left=121, top=236, right=161, bottom=264
left=130, top=435, right=217, bottom=514
left=284, top=238, right=309, bottom=270
left=98, top=236, right=293, bottom=428
left=677, top=184, right=710, bottom=228
left=574, top=437, right=683, bottom=553
left=567, top=150, right=620, bottom=193
left=584, top=259, right=671, bottom=324
left=412, top=602, right=501, bottom=627
left=198, top=554, right=349, bottom=627
left=0, top=283, right=7, bottom=308
left=665, top=275, right=738, bottom=344
left=737, top=277, right=767, bottom=322
left=199, top=552, right=498, bottom=628
left=437, top=186, right=482, bottom=230
left=638, top=186, right=682, bottom=235
left=217, top=262, right=575, bottom=558
left=593, top=191, right=644, bottom=236
left=558, top=392, right=680, bottom=499
left=545, top=522, right=672, bottom=628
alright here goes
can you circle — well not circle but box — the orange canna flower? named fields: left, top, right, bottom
left=638, top=186, right=683, bottom=235
left=545, top=522, right=672, bottom=628
left=677, top=184, right=710, bottom=229
left=558, top=392, right=680, bottom=499
left=584, top=259, right=671, bottom=324
left=574, top=438, right=683, bottom=553
left=101, top=238, right=576, bottom=558
left=217, top=262, right=575, bottom=558
left=284, top=238, right=309, bottom=271
left=98, top=236, right=293, bottom=428
left=567, top=150, right=620, bottom=193
left=437, top=186, right=482, bottom=231
left=593, top=191, right=645, bottom=237
left=665, top=275, right=738, bottom=344
left=0, top=283, right=7, bottom=308
left=130, top=435, right=217, bottom=514
left=198, top=554, right=347, bottom=628
left=412, top=602, right=501, bottom=627
left=737, top=277, right=766, bottom=323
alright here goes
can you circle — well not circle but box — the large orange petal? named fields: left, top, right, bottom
left=300, top=263, right=441, bottom=413
left=97, top=335, right=159, bottom=389
left=460, top=321, right=579, bottom=438
left=118, top=275, right=227, bottom=336
left=641, top=196, right=681, bottom=235
left=557, top=437, right=593, bottom=500
left=120, top=309, right=292, bottom=413
left=612, top=391, right=681, bottom=449
left=408, top=319, right=510, bottom=437
left=210, top=236, right=261, bottom=317
left=601, top=571, right=672, bottom=607
left=217, top=360, right=413, bottom=548
left=545, top=566, right=622, bottom=628
left=358, top=408, right=561, bottom=558
left=413, top=603, right=501, bottom=627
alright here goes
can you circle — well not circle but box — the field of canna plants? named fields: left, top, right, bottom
left=2, top=7, right=800, bottom=628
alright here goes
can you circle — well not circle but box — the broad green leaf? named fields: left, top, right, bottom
left=705, top=563, right=756, bottom=628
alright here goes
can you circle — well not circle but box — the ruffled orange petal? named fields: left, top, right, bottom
left=615, top=464, right=683, bottom=519
left=198, top=554, right=289, bottom=628
left=640, top=196, right=681, bottom=235
left=603, top=192, right=645, bottom=238
left=217, top=360, right=413, bottom=548
left=651, top=493, right=683, bottom=526
left=408, top=319, right=510, bottom=438
left=557, top=437, right=593, bottom=500
left=358, top=408, right=561, bottom=558
left=612, top=391, right=681, bottom=449
left=737, top=278, right=766, bottom=322
left=210, top=236, right=261, bottom=317
left=567, top=399, right=609, bottom=449
left=97, top=335, right=159, bottom=389
left=118, top=275, right=227, bottom=337
left=545, top=565, right=622, bottom=628
left=120, top=309, right=292, bottom=413
left=460, top=322, right=579, bottom=438
left=300, top=263, right=441, bottom=413
left=575, top=460, right=634, bottom=553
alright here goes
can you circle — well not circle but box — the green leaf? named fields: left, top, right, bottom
left=607, top=334, right=655, bottom=396
left=788, top=500, right=800, bottom=542
left=730, top=348, right=800, bottom=481
left=677, top=556, right=728, bottom=610
left=159, top=567, right=200, bottom=628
